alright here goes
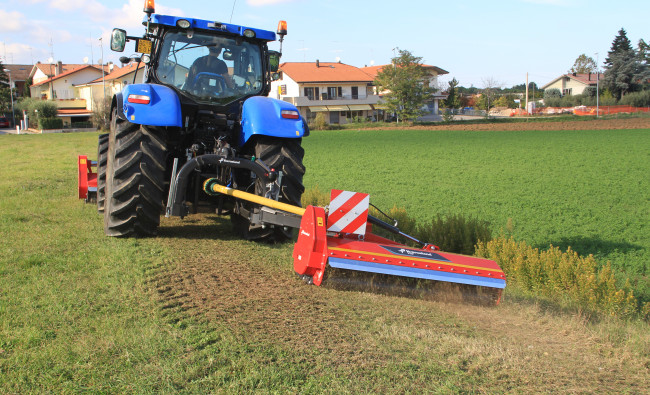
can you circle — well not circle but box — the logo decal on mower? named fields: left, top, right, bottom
left=380, top=245, right=452, bottom=262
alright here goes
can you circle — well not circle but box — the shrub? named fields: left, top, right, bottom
left=416, top=214, right=492, bottom=255
left=32, top=100, right=58, bottom=118
left=442, top=109, right=454, bottom=122
left=544, top=88, right=561, bottom=99
left=310, top=112, right=329, bottom=130
left=476, top=236, right=641, bottom=318
left=582, top=86, right=597, bottom=97
left=301, top=185, right=330, bottom=207
left=92, top=98, right=111, bottom=130
left=38, top=117, right=63, bottom=129
left=619, top=90, right=650, bottom=107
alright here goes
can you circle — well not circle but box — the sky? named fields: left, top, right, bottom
left=0, top=0, right=647, bottom=88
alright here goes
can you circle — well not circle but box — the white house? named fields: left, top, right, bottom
left=30, top=65, right=107, bottom=100
left=541, top=73, right=602, bottom=96
left=270, top=61, right=383, bottom=124
left=75, top=62, right=145, bottom=111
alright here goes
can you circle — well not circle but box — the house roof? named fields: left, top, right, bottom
left=81, top=62, right=145, bottom=85
left=279, top=62, right=375, bottom=83
left=31, top=63, right=114, bottom=79
left=2, top=65, right=33, bottom=81
left=31, top=65, right=105, bottom=87
left=361, top=64, right=449, bottom=79
left=541, top=73, right=602, bottom=89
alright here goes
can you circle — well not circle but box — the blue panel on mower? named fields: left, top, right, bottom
left=240, top=96, right=308, bottom=146
left=121, top=83, right=182, bottom=127
left=149, top=14, right=276, bottom=41
left=328, top=257, right=507, bottom=289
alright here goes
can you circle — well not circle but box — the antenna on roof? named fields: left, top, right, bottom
left=230, top=0, right=237, bottom=23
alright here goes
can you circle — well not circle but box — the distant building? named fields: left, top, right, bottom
left=541, top=73, right=601, bottom=96
left=2, top=64, right=33, bottom=98
left=270, top=61, right=381, bottom=124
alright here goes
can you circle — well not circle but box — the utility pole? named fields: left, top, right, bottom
left=525, top=72, right=529, bottom=114
left=99, top=37, right=106, bottom=101
left=595, top=52, right=600, bottom=118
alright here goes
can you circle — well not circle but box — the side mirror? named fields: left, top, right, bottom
left=110, top=29, right=127, bottom=52
left=222, top=50, right=233, bottom=61
left=268, top=50, right=281, bottom=73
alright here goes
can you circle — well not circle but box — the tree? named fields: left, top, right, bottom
left=570, top=54, right=597, bottom=74
left=444, top=77, right=461, bottom=110
left=603, top=28, right=640, bottom=99
left=635, top=39, right=650, bottom=90
left=374, top=49, right=435, bottom=122
left=477, top=77, right=502, bottom=112
left=0, top=62, right=11, bottom=113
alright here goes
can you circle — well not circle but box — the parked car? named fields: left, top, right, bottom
left=0, top=117, right=10, bottom=128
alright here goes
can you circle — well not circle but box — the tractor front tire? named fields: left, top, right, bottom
left=232, top=136, right=305, bottom=242
left=103, top=116, right=167, bottom=237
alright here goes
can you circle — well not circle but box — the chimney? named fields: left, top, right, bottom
left=56, top=61, right=63, bottom=76
left=316, top=59, right=319, bottom=68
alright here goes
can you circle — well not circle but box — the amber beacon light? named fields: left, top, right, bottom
left=143, top=0, right=155, bottom=14
left=277, top=20, right=287, bottom=36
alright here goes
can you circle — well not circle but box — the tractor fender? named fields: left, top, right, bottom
left=240, top=96, right=309, bottom=146
left=120, top=84, right=182, bottom=127
left=112, top=93, right=126, bottom=121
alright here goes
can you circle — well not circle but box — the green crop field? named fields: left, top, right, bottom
left=1, top=129, right=648, bottom=393
left=302, top=128, right=650, bottom=301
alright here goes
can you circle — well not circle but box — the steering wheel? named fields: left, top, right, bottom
left=190, top=72, right=227, bottom=96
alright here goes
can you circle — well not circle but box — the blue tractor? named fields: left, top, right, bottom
left=100, top=2, right=307, bottom=241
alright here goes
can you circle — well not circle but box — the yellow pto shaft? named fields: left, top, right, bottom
left=203, top=179, right=306, bottom=217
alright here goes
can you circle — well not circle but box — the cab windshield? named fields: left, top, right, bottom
left=155, top=31, right=264, bottom=104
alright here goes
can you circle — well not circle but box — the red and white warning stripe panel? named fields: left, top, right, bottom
left=326, top=190, right=370, bottom=235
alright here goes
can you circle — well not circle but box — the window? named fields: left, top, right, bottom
left=304, top=87, right=319, bottom=100
left=351, top=86, right=358, bottom=99
left=562, top=88, right=573, bottom=96
left=327, top=86, right=341, bottom=99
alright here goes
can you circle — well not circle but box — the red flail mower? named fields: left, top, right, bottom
left=80, top=158, right=506, bottom=304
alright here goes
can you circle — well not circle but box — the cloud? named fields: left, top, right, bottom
left=247, top=0, right=297, bottom=6
left=0, top=10, right=27, bottom=32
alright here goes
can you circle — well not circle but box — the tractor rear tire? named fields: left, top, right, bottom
left=103, top=116, right=167, bottom=237
left=96, top=133, right=109, bottom=213
left=232, top=136, right=305, bottom=242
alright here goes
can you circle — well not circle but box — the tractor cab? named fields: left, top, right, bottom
left=111, top=12, right=283, bottom=108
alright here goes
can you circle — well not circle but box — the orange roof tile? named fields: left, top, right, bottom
left=279, top=62, right=374, bottom=83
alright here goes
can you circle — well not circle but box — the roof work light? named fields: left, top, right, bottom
left=143, top=0, right=155, bottom=14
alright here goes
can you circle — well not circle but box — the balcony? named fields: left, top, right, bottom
left=286, top=94, right=382, bottom=107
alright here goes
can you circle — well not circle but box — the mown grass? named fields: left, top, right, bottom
left=1, top=130, right=649, bottom=392
left=302, top=127, right=650, bottom=303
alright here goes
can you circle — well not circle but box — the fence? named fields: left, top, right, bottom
left=534, top=105, right=650, bottom=116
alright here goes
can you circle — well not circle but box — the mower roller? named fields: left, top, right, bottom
left=204, top=181, right=506, bottom=304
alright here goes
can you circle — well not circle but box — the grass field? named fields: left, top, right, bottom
left=302, top=128, right=650, bottom=301
left=1, top=129, right=648, bottom=392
